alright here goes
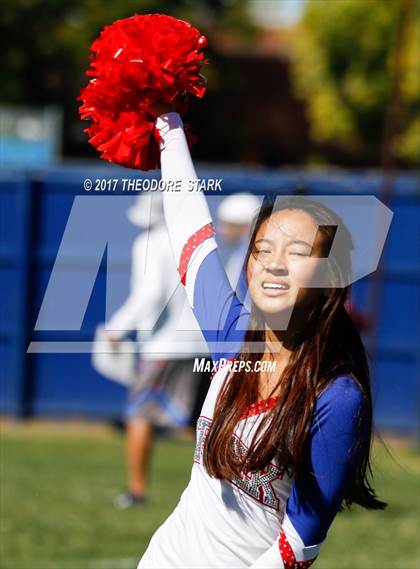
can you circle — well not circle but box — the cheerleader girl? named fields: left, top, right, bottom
left=137, top=110, right=386, bottom=568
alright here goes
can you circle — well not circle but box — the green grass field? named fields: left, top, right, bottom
left=0, top=422, right=418, bottom=569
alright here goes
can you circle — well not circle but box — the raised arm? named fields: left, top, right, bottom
left=250, top=376, right=368, bottom=568
left=155, top=112, right=249, bottom=363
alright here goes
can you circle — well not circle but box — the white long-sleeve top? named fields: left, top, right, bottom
left=137, top=113, right=367, bottom=568
left=106, top=223, right=209, bottom=359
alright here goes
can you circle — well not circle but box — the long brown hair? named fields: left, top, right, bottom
left=204, top=196, right=386, bottom=511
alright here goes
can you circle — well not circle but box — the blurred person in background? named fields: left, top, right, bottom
left=104, top=192, right=210, bottom=509
left=217, top=193, right=260, bottom=300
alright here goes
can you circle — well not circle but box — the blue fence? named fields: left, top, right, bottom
left=0, top=164, right=418, bottom=433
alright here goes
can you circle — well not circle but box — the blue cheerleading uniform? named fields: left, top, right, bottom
left=138, top=113, right=367, bottom=569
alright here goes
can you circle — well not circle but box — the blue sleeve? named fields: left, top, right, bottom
left=285, top=375, right=368, bottom=545
left=235, top=267, right=250, bottom=305
left=193, top=249, right=250, bottom=365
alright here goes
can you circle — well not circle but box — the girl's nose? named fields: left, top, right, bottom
left=266, top=252, right=288, bottom=273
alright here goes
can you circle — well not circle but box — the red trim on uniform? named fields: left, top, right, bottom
left=278, top=532, right=317, bottom=569
left=241, top=396, right=279, bottom=419
left=178, top=222, right=215, bottom=285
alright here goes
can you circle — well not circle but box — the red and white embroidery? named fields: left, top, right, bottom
left=279, top=532, right=317, bottom=569
left=178, top=222, right=215, bottom=285
left=241, top=396, right=279, bottom=419
left=194, top=416, right=283, bottom=510
left=231, top=433, right=282, bottom=510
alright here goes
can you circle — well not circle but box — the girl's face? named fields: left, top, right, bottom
left=246, top=209, right=327, bottom=317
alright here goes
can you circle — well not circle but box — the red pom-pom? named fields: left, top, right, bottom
left=78, top=13, right=207, bottom=170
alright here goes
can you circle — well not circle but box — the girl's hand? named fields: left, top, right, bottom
left=104, top=332, right=121, bottom=349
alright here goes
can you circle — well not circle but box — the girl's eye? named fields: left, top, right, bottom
left=255, top=248, right=272, bottom=255
left=290, top=251, right=309, bottom=257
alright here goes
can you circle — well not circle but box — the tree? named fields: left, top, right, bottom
left=290, top=0, right=419, bottom=166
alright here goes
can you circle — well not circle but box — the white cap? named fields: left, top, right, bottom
left=217, top=193, right=260, bottom=225
left=127, top=192, right=164, bottom=228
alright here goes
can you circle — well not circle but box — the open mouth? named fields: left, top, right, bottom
left=262, top=281, right=290, bottom=290
left=262, top=281, right=290, bottom=295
